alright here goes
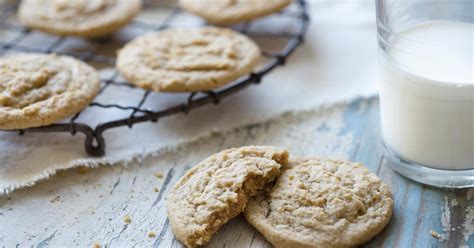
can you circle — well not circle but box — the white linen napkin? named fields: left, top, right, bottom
left=0, top=1, right=378, bottom=194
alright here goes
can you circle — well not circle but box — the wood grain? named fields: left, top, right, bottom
left=0, top=98, right=472, bottom=248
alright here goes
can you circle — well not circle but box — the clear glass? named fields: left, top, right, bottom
left=376, top=0, right=474, bottom=188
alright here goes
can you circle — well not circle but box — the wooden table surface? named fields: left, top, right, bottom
left=1, top=97, right=472, bottom=248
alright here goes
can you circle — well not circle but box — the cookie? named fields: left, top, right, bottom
left=167, top=146, right=288, bottom=248
left=179, top=0, right=292, bottom=25
left=0, top=53, right=100, bottom=130
left=18, top=0, right=141, bottom=38
left=116, top=27, right=261, bottom=92
left=244, top=158, right=393, bottom=248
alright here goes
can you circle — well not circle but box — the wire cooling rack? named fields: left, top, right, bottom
left=0, top=0, right=309, bottom=156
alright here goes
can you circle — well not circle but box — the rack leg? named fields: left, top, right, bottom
left=84, top=132, right=105, bottom=157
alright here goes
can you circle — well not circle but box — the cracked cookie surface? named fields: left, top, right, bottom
left=116, top=27, right=261, bottom=92
left=244, top=158, right=393, bottom=248
left=180, top=0, right=292, bottom=25
left=167, top=146, right=288, bottom=248
left=0, top=53, right=100, bottom=130
left=18, top=0, right=141, bottom=38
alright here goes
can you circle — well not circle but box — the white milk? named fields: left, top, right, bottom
left=379, top=21, right=473, bottom=170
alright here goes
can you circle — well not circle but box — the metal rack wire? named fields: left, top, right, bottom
left=0, top=0, right=310, bottom=156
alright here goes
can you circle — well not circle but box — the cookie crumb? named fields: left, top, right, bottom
left=430, top=230, right=445, bottom=241
left=124, top=215, right=132, bottom=224
left=148, top=231, right=157, bottom=238
left=92, top=241, right=101, bottom=248
left=154, top=172, right=163, bottom=178
left=153, top=187, right=160, bottom=192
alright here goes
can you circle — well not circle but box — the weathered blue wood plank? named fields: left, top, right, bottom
left=1, top=97, right=471, bottom=248
left=340, top=98, right=472, bottom=248
left=340, top=97, right=383, bottom=172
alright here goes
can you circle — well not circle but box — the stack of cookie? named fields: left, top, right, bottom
left=167, top=146, right=394, bottom=248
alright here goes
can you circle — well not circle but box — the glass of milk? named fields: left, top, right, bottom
left=376, top=0, right=473, bottom=187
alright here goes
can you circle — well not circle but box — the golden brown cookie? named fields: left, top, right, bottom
left=0, top=53, right=100, bottom=130
left=116, top=27, right=261, bottom=92
left=18, top=0, right=141, bottom=38
left=244, top=158, right=393, bottom=248
left=179, top=0, right=292, bottom=25
left=167, top=146, right=288, bottom=248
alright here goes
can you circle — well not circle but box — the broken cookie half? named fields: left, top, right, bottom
left=166, top=146, right=288, bottom=248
